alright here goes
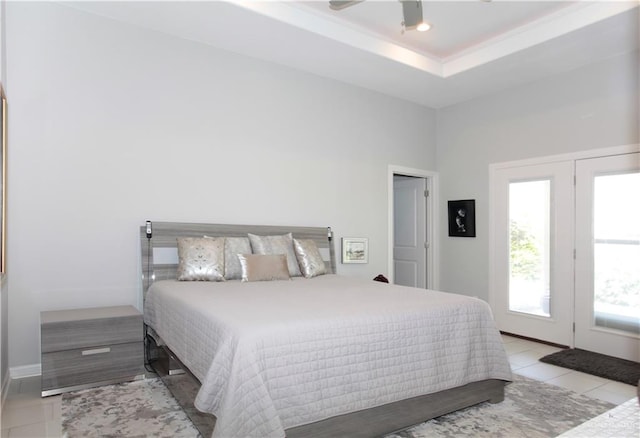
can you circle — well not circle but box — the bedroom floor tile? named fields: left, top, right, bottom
left=1, top=377, right=61, bottom=438
left=546, top=371, right=611, bottom=394
left=501, top=334, right=519, bottom=343
left=1, top=402, right=54, bottom=429
left=513, top=362, right=573, bottom=381
left=528, top=343, right=563, bottom=355
left=502, top=338, right=551, bottom=355
left=508, top=349, right=548, bottom=368
left=583, top=385, right=637, bottom=405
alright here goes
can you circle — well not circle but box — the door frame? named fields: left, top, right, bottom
left=388, top=165, right=439, bottom=289
left=489, top=143, right=639, bottom=346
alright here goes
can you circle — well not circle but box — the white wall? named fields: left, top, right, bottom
left=5, top=2, right=437, bottom=368
left=0, top=0, right=8, bottom=397
left=436, top=49, right=639, bottom=301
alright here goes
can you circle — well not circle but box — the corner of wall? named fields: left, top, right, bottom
left=1, top=362, right=9, bottom=406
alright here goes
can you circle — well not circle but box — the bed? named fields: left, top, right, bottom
left=141, top=221, right=512, bottom=438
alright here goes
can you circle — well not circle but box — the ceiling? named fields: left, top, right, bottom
left=63, top=1, right=639, bottom=108
left=297, top=1, right=575, bottom=59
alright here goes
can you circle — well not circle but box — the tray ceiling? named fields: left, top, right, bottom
left=62, top=1, right=639, bottom=108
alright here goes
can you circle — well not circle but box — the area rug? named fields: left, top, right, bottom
left=62, top=375, right=615, bottom=438
left=540, top=348, right=640, bottom=386
left=61, top=378, right=202, bottom=438
left=386, top=374, right=615, bottom=438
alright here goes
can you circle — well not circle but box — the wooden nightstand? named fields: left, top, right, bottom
left=40, top=305, right=144, bottom=396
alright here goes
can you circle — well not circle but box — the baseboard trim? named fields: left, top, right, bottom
left=10, top=363, right=41, bottom=379
left=500, top=331, right=569, bottom=349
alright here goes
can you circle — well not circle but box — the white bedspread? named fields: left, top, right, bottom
left=144, top=275, right=512, bottom=438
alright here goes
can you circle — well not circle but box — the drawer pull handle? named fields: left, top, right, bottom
left=81, top=347, right=111, bottom=356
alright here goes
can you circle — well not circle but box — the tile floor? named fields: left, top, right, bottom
left=501, top=334, right=637, bottom=405
left=1, top=334, right=638, bottom=437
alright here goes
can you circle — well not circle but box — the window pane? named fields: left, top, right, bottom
left=509, top=180, right=551, bottom=317
left=593, top=172, right=640, bottom=334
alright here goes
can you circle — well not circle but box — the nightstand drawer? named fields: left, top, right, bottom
left=41, top=306, right=141, bottom=352
left=42, top=341, right=143, bottom=391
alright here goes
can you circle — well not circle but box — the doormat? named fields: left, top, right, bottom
left=540, top=348, right=640, bottom=386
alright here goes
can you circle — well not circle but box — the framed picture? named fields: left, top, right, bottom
left=448, top=200, right=476, bottom=237
left=342, top=237, right=368, bottom=264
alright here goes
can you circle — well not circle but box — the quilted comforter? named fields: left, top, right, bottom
left=144, top=274, right=512, bottom=438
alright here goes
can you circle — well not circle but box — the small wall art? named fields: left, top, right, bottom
left=448, top=200, right=476, bottom=237
left=341, top=237, right=368, bottom=264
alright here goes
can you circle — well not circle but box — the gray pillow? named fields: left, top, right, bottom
left=177, top=237, right=225, bottom=281
left=248, top=233, right=302, bottom=277
left=224, top=237, right=252, bottom=280
left=293, top=239, right=327, bottom=278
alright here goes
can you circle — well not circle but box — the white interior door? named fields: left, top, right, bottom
left=491, top=161, right=574, bottom=346
left=393, top=176, right=427, bottom=288
left=575, top=153, right=640, bottom=361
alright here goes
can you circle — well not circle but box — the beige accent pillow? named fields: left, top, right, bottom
left=248, top=233, right=302, bottom=277
left=237, top=254, right=291, bottom=282
left=293, top=239, right=327, bottom=278
left=177, top=237, right=225, bottom=281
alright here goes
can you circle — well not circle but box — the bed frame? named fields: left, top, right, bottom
left=140, top=221, right=506, bottom=437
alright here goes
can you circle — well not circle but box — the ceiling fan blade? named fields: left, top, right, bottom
left=400, top=0, right=424, bottom=28
left=329, top=1, right=364, bottom=11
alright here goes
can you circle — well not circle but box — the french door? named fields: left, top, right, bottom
left=491, top=151, right=640, bottom=360
left=491, top=161, right=574, bottom=346
left=574, top=153, right=639, bottom=361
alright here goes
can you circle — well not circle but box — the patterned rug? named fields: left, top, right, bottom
left=62, top=375, right=616, bottom=438
left=387, top=374, right=615, bottom=438
left=62, top=378, right=201, bottom=438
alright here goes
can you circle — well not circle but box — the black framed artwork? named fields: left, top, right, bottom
left=448, top=200, right=476, bottom=237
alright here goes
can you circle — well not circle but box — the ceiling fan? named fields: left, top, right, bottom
left=329, top=0, right=431, bottom=32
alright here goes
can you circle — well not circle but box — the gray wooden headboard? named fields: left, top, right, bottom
left=140, top=221, right=336, bottom=295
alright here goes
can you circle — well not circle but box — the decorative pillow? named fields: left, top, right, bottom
left=223, top=237, right=252, bottom=280
left=293, top=239, right=327, bottom=278
left=248, top=233, right=302, bottom=277
left=237, top=254, right=290, bottom=282
left=177, top=237, right=225, bottom=281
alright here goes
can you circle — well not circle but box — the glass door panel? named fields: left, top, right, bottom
left=509, top=180, right=551, bottom=317
left=593, top=173, right=640, bottom=334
